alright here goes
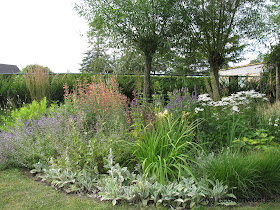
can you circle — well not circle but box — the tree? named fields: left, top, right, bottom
left=267, top=45, right=280, bottom=101
left=265, top=0, right=280, bottom=100
left=80, top=34, right=112, bottom=73
left=179, top=0, right=267, bottom=100
left=75, top=0, right=178, bottom=99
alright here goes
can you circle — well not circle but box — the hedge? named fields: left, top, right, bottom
left=0, top=74, right=209, bottom=107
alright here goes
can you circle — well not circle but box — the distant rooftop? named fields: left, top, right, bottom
left=219, top=63, right=264, bottom=76
left=0, top=63, right=21, bottom=74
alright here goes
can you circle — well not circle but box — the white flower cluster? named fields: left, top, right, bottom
left=197, top=90, right=268, bottom=113
left=195, top=107, right=204, bottom=113
left=268, top=118, right=280, bottom=127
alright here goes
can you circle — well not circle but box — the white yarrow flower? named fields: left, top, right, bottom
left=231, top=105, right=239, bottom=113
left=195, top=107, right=204, bottom=113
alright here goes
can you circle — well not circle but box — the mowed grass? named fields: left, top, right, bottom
left=0, top=168, right=143, bottom=210
left=1, top=168, right=280, bottom=210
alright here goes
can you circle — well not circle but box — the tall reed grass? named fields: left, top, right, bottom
left=24, top=65, right=50, bottom=102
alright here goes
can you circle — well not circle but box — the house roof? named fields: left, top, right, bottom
left=0, top=63, right=21, bottom=74
left=219, top=63, right=264, bottom=76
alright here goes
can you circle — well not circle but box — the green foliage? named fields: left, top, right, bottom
left=21, top=64, right=53, bottom=73
left=179, top=0, right=267, bottom=100
left=128, top=111, right=201, bottom=185
left=195, top=91, right=268, bottom=151
left=80, top=35, right=112, bottom=73
left=0, top=75, right=30, bottom=108
left=232, top=129, right=278, bottom=150
left=117, top=75, right=208, bottom=99
left=76, top=0, right=180, bottom=98
left=0, top=97, right=49, bottom=131
left=0, top=73, right=209, bottom=110
left=196, top=148, right=280, bottom=199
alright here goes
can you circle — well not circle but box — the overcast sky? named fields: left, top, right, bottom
left=0, top=1, right=262, bottom=73
left=0, top=0, right=89, bottom=73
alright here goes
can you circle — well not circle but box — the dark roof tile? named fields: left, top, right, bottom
left=0, top=64, right=20, bottom=74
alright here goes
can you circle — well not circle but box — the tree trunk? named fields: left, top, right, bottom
left=144, top=53, right=152, bottom=100
left=276, top=63, right=280, bottom=101
left=210, top=66, right=221, bottom=101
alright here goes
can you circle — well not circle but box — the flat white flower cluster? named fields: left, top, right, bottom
left=195, top=107, right=204, bottom=113
left=268, top=118, right=280, bottom=127
left=196, top=90, right=268, bottom=113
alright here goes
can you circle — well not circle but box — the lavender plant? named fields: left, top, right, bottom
left=0, top=106, right=96, bottom=171
left=153, top=86, right=198, bottom=117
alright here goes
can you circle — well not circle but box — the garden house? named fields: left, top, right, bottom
left=0, top=63, right=20, bottom=74
left=219, top=63, right=264, bottom=77
left=219, top=63, right=264, bottom=89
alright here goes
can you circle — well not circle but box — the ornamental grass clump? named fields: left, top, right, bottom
left=256, top=101, right=280, bottom=140
left=195, top=148, right=280, bottom=199
left=127, top=110, right=201, bottom=185
left=24, top=65, right=50, bottom=102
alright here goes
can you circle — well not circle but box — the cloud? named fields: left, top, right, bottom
left=0, top=0, right=88, bottom=73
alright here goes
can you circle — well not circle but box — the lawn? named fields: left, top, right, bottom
left=1, top=168, right=280, bottom=210
left=0, top=168, right=141, bottom=210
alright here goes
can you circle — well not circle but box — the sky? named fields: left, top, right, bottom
left=0, top=0, right=89, bottom=73
left=0, top=1, right=262, bottom=74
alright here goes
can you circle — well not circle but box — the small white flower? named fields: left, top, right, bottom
left=231, top=105, right=239, bottom=113
left=195, top=107, right=204, bottom=113
left=157, top=109, right=168, bottom=118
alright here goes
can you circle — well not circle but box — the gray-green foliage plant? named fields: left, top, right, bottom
left=85, top=150, right=236, bottom=208
left=31, top=149, right=236, bottom=208
left=34, top=158, right=98, bottom=195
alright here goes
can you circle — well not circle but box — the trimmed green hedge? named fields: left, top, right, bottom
left=0, top=74, right=209, bottom=107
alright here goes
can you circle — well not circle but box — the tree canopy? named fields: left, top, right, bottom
left=76, top=0, right=269, bottom=100
left=75, top=0, right=179, bottom=99
left=178, top=0, right=267, bottom=100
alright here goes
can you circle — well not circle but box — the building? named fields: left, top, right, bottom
left=219, top=63, right=265, bottom=90
left=0, top=63, right=21, bottom=74
left=219, top=63, right=264, bottom=77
